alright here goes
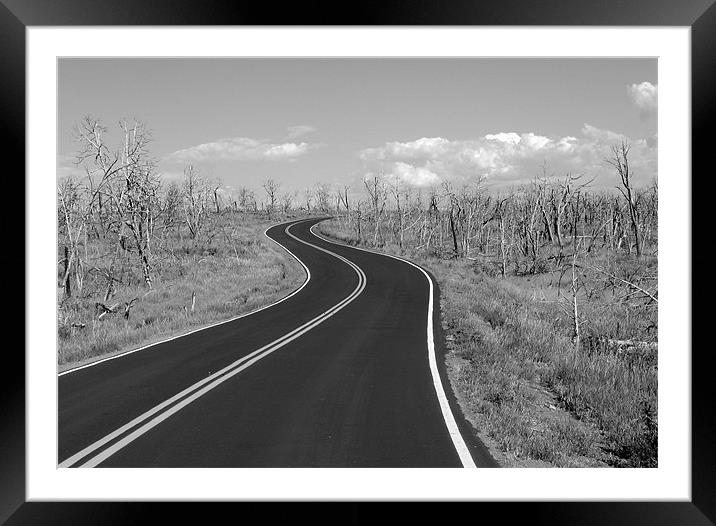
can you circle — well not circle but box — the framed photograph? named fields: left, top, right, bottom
left=7, top=0, right=711, bottom=523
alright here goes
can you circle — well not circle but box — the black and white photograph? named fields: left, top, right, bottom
left=9, top=10, right=708, bottom=518
left=55, top=57, right=659, bottom=469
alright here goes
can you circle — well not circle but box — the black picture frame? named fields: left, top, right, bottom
left=5, top=0, right=711, bottom=523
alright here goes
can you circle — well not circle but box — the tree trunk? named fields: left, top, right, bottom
left=62, top=245, right=72, bottom=298
left=449, top=209, right=459, bottom=257
left=139, top=248, right=152, bottom=289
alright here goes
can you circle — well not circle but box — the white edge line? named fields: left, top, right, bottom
left=60, top=220, right=367, bottom=467
left=309, top=222, right=477, bottom=468
left=57, top=219, right=313, bottom=377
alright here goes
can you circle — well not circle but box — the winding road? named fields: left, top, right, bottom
left=58, top=218, right=496, bottom=468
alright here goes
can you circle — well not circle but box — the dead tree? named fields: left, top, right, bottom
left=160, top=182, right=182, bottom=231
left=337, top=185, right=350, bottom=214
left=124, top=297, right=139, bottom=320
left=182, top=165, right=210, bottom=240
left=280, top=191, right=296, bottom=213
left=570, top=240, right=582, bottom=356
left=314, top=182, right=332, bottom=213
left=114, top=119, right=159, bottom=288
left=73, top=117, right=158, bottom=290
left=363, top=174, right=385, bottom=246
left=57, top=177, right=86, bottom=298
left=303, top=187, right=314, bottom=213
left=389, top=178, right=405, bottom=249
left=607, top=140, right=641, bottom=257
left=262, top=179, right=280, bottom=215
left=336, top=185, right=351, bottom=229
left=213, top=185, right=222, bottom=214
left=96, top=301, right=120, bottom=320
left=495, top=197, right=512, bottom=277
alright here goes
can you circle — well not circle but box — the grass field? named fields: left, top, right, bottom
left=317, top=218, right=657, bottom=468
left=57, top=212, right=306, bottom=369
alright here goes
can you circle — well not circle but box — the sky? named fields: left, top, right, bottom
left=58, top=58, right=657, bottom=200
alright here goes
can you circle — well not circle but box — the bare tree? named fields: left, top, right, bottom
left=262, top=178, right=281, bottom=215
left=72, top=117, right=159, bottom=289
left=606, top=140, right=641, bottom=257
left=213, top=180, right=223, bottom=214
left=337, top=185, right=350, bottom=215
left=237, top=186, right=256, bottom=211
left=182, top=165, right=210, bottom=240
left=314, top=182, right=332, bottom=213
left=388, top=177, right=405, bottom=249
left=494, top=196, right=513, bottom=277
left=280, top=190, right=296, bottom=213
left=303, top=187, right=314, bottom=213
left=57, top=177, right=86, bottom=298
left=334, top=184, right=352, bottom=231
left=114, top=119, right=159, bottom=288
left=159, top=181, right=182, bottom=231
left=363, top=173, right=386, bottom=245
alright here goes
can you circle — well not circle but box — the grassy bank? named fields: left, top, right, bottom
left=317, top=219, right=657, bottom=468
left=57, top=212, right=306, bottom=369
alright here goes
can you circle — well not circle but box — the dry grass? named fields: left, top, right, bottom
left=57, top=212, right=306, bottom=369
left=318, top=219, right=657, bottom=468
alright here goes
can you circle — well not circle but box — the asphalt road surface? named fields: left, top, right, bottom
left=58, top=218, right=496, bottom=468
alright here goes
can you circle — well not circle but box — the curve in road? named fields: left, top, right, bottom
left=58, top=218, right=496, bottom=468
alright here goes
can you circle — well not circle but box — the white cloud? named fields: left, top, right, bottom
left=361, top=137, right=451, bottom=163
left=167, top=136, right=316, bottom=163
left=263, top=142, right=310, bottom=159
left=359, top=125, right=657, bottom=189
left=581, top=123, right=625, bottom=144
left=485, top=132, right=521, bottom=145
left=521, top=133, right=552, bottom=151
left=628, top=81, right=658, bottom=119
left=389, top=162, right=441, bottom=187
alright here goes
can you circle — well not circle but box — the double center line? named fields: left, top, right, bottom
left=59, top=220, right=367, bottom=468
